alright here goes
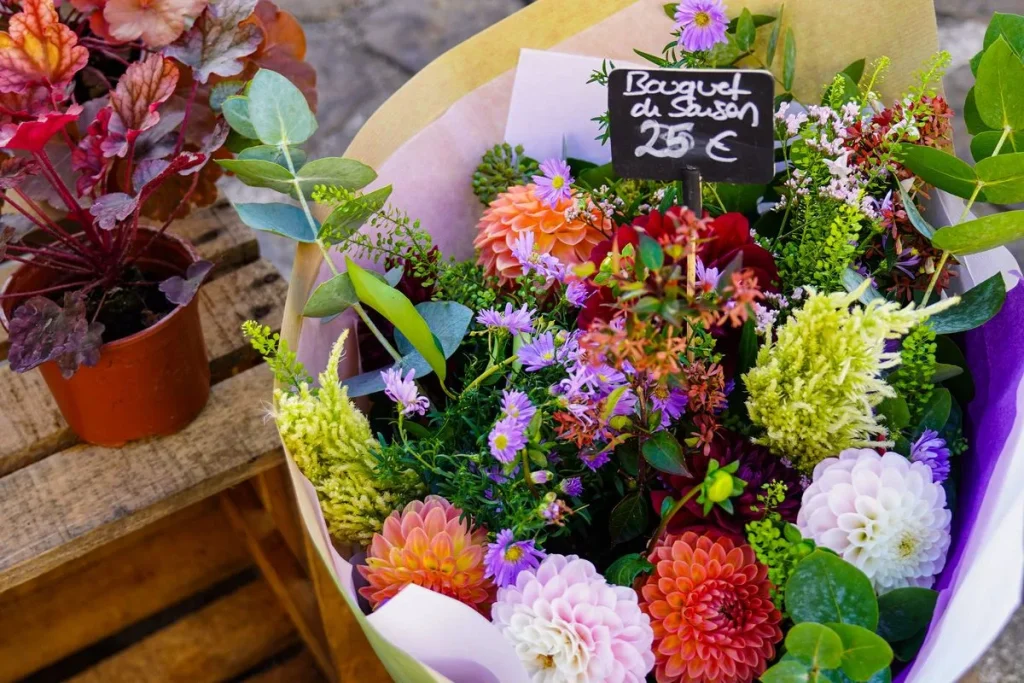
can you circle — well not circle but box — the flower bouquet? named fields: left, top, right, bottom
left=229, top=1, right=1024, bottom=681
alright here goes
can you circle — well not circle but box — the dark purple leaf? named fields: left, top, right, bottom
left=8, top=292, right=105, bottom=378
left=0, top=225, right=16, bottom=259
left=90, top=192, right=139, bottom=230
left=132, top=158, right=170, bottom=190
left=200, top=120, right=229, bottom=155
left=138, top=151, right=207, bottom=199
left=159, top=259, right=213, bottom=306
left=0, top=156, right=40, bottom=189
left=163, top=0, right=263, bottom=84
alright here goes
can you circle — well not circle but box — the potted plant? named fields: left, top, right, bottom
left=0, top=0, right=312, bottom=446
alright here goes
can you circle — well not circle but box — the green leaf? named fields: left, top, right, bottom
left=761, top=659, right=811, bottom=683
left=319, top=185, right=393, bottom=242
left=726, top=13, right=776, bottom=31
left=786, top=551, right=879, bottom=629
left=842, top=268, right=883, bottom=304
left=210, top=80, right=245, bottom=112
left=633, top=49, right=670, bottom=68
left=897, top=183, right=934, bottom=240
left=766, top=4, right=784, bottom=67
left=641, top=431, right=690, bottom=476
left=877, top=397, right=911, bottom=432
left=662, top=2, right=676, bottom=19
left=247, top=69, right=318, bottom=146
left=303, top=273, right=357, bottom=318
left=890, top=631, right=927, bottom=662
left=782, top=28, right=797, bottom=91
left=896, top=144, right=981, bottom=200
left=638, top=234, right=664, bottom=271
left=964, top=88, right=994, bottom=135
left=233, top=202, right=317, bottom=242
left=822, top=667, right=892, bottom=683
left=217, top=158, right=296, bottom=195
left=578, top=162, right=616, bottom=189
left=971, top=130, right=1022, bottom=161
left=876, top=587, right=938, bottom=644
left=609, top=493, right=650, bottom=545
left=934, top=335, right=975, bottom=404
left=393, top=301, right=473, bottom=358
left=975, top=37, right=1024, bottom=132
left=931, top=363, right=964, bottom=383
left=605, top=553, right=655, bottom=587
left=843, top=58, right=867, bottom=85
left=929, top=272, right=1007, bottom=334
left=736, top=9, right=756, bottom=51
left=708, top=33, right=744, bottom=67
left=238, top=144, right=307, bottom=169
left=918, top=388, right=952, bottom=432
left=826, top=623, right=893, bottom=683
left=786, top=622, right=844, bottom=670
left=714, top=182, right=767, bottom=216
left=976, top=152, right=1024, bottom=203
left=931, top=210, right=1024, bottom=255
left=346, top=256, right=446, bottom=382
left=296, top=157, right=377, bottom=196
left=222, top=95, right=257, bottom=139
left=971, top=13, right=1024, bottom=75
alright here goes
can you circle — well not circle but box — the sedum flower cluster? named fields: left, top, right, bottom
left=272, top=331, right=421, bottom=545
left=744, top=281, right=956, bottom=472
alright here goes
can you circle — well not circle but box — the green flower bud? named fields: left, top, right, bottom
left=706, top=470, right=735, bottom=503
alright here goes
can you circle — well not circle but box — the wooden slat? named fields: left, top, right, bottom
left=256, top=465, right=310, bottom=572
left=0, top=364, right=283, bottom=592
left=0, top=499, right=253, bottom=681
left=0, top=200, right=257, bottom=359
left=0, top=257, right=286, bottom=477
left=220, top=484, right=334, bottom=682
left=67, top=577, right=297, bottom=683
left=244, top=649, right=327, bottom=683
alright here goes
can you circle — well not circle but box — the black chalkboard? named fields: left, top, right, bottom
left=608, top=68, right=776, bottom=184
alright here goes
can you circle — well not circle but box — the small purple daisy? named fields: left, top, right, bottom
left=532, top=158, right=574, bottom=208
left=651, top=384, right=689, bottom=427
left=501, top=389, right=537, bottom=424
left=476, top=303, right=536, bottom=335
left=484, top=529, right=546, bottom=588
left=675, top=0, right=728, bottom=52
left=489, top=416, right=528, bottom=463
left=518, top=332, right=558, bottom=372
left=560, top=477, right=583, bottom=498
left=911, top=429, right=951, bottom=484
left=695, top=258, right=722, bottom=290
left=511, top=231, right=566, bottom=283
left=580, top=449, right=611, bottom=471
left=380, top=367, right=429, bottom=416
left=565, top=279, right=591, bottom=307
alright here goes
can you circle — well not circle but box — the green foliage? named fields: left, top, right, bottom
left=887, top=324, right=937, bottom=426
left=241, top=320, right=312, bottom=392
left=779, top=200, right=867, bottom=294
left=605, top=553, right=654, bottom=587
left=472, top=143, right=539, bottom=205
left=746, top=513, right=811, bottom=613
left=787, top=551, right=878, bottom=629
left=640, top=430, right=688, bottom=475
left=932, top=210, right=1024, bottom=254
left=786, top=623, right=844, bottom=671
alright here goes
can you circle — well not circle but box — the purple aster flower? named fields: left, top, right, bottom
left=580, top=449, right=611, bottom=471
left=501, top=389, right=537, bottom=424
left=476, top=303, right=536, bottom=335
left=590, top=364, right=628, bottom=392
left=380, top=368, right=429, bottom=416
left=560, top=477, right=583, bottom=498
left=651, top=385, right=689, bottom=427
left=518, top=332, right=558, bottom=372
left=511, top=231, right=566, bottom=283
left=675, top=0, right=728, bottom=52
left=484, top=529, right=546, bottom=588
left=489, top=416, right=528, bottom=463
left=695, top=258, right=721, bottom=290
left=911, top=429, right=951, bottom=483
left=532, top=158, right=574, bottom=208
left=565, top=279, right=591, bottom=307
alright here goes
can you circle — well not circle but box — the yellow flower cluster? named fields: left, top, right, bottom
left=275, top=331, right=420, bottom=545
left=744, top=281, right=957, bottom=473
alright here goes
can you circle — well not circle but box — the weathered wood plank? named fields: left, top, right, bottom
left=0, top=200, right=257, bottom=359
left=220, top=484, right=334, bottom=681
left=0, top=257, right=286, bottom=477
left=0, top=499, right=253, bottom=681
left=243, top=649, right=327, bottom=683
left=67, top=577, right=297, bottom=683
left=0, top=364, right=283, bottom=592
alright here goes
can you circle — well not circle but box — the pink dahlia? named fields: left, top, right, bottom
left=358, top=496, right=496, bottom=615
left=492, top=554, right=655, bottom=682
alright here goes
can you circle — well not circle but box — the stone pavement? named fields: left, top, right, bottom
left=224, top=1, right=1023, bottom=679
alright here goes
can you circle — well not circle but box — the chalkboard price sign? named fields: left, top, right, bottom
left=608, top=68, right=776, bottom=184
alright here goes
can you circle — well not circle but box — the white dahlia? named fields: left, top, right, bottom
left=797, top=449, right=952, bottom=593
left=491, top=554, right=655, bottom=683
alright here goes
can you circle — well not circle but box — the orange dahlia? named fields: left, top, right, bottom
left=474, top=184, right=607, bottom=283
left=357, top=496, right=496, bottom=614
left=639, top=531, right=782, bottom=683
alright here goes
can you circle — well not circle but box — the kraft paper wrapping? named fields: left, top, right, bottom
left=271, top=1, right=965, bottom=681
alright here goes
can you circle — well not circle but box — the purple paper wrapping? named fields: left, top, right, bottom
left=896, top=282, right=1024, bottom=682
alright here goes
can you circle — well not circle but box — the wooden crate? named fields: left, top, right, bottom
left=0, top=203, right=338, bottom=683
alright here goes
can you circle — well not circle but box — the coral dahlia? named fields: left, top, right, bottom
left=492, top=554, right=655, bottom=682
left=358, top=496, right=496, bottom=614
left=474, top=184, right=607, bottom=284
left=639, top=531, right=783, bottom=683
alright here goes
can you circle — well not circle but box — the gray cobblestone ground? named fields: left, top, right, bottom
left=240, top=1, right=1023, bottom=677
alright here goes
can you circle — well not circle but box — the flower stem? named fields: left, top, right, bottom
left=462, top=355, right=517, bottom=396
left=646, top=484, right=702, bottom=555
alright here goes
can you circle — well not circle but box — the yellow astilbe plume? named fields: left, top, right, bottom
left=743, top=281, right=958, bottom=473
left=274, top=331, right=421, bottom=545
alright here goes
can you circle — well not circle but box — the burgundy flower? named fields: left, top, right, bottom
left=651, top=431, right=805, bottom=536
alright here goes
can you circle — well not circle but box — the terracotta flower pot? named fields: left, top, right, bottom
left=0, top=229, right=211, bottom=447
